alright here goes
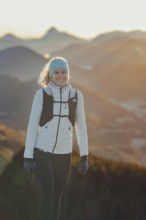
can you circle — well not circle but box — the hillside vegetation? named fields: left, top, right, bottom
left=0, top=124, right=25, bottom=174
left=1, top=145, right=146, bottom=220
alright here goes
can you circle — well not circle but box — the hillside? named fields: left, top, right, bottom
left=1, top=148, right=146, bottom=220
left=0, top=46, right=47, bottom=80
left=0, top=124, right=25, bottom=174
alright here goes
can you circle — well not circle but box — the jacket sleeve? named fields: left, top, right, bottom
left=75, top=90, right=89, bottom=157
left=23, top=89, right=43, bottom=159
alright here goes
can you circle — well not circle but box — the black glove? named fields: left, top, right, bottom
left=77, top=155, right=88, bottom=175
left=23, top=158, right=35, bottom=180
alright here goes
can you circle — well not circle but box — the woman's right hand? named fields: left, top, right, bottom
left=23, top=158, right=35, bottom=180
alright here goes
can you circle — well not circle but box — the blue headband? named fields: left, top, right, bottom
left=48, top=57, right=70, bottom=78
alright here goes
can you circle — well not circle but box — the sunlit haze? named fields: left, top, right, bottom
left=0, top=0, right=146, bottom=39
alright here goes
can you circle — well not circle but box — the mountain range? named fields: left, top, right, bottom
left=0, top=28, right=146, bottom=118
left=0, top=27, right=146, bottom=165
left=0, top=27, right=86, bottom=54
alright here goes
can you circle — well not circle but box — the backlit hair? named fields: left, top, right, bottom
left=38, top=62, right=51, bottom=88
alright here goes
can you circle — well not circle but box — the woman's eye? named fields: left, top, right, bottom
left=61, top=70, right=67, bottom=74
left=54, top=71, right=66, bottom=75
left=54, top=71, right=59, bottom=75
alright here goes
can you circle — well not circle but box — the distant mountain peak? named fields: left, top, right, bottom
left=42, top=26, right=82, bottom=41
left=129, top=30, right=146, bottom=39
left=42, top=26, right=77, bottom=41
left=45, top=27, right=59, bottom=36
left=1, top=33, right=20, bottom=40
left=49, top=27, right=58, bottom=33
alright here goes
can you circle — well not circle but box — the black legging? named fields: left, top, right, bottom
left=34, top=148, right=72, bottom=220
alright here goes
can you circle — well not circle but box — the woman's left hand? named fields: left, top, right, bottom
left=77, top=156, right=88, bottom=175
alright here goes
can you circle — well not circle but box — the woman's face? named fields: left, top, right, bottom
left=52, top=68, right=69, bottom=87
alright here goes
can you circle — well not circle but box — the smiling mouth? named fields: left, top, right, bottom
left=57, top=79, right=65, bottom=82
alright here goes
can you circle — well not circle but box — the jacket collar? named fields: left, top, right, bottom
left=44, top=80, right=71, bottom=96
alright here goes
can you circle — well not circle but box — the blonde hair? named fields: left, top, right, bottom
left=38, top=61, right=51, bottom=88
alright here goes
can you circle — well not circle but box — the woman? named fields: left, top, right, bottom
left=23, top=56, right=89, bottom=220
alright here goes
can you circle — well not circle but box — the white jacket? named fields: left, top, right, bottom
left=23, top=82, right=88, bottom=158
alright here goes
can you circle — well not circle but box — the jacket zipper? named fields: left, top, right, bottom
left=52, top=87, right=62, bottom=153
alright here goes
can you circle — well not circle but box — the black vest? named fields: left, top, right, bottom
left=39, top=89, right=78, bottom=127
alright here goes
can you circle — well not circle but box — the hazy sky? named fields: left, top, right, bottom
left=0, top=0, right=146, bottom=39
